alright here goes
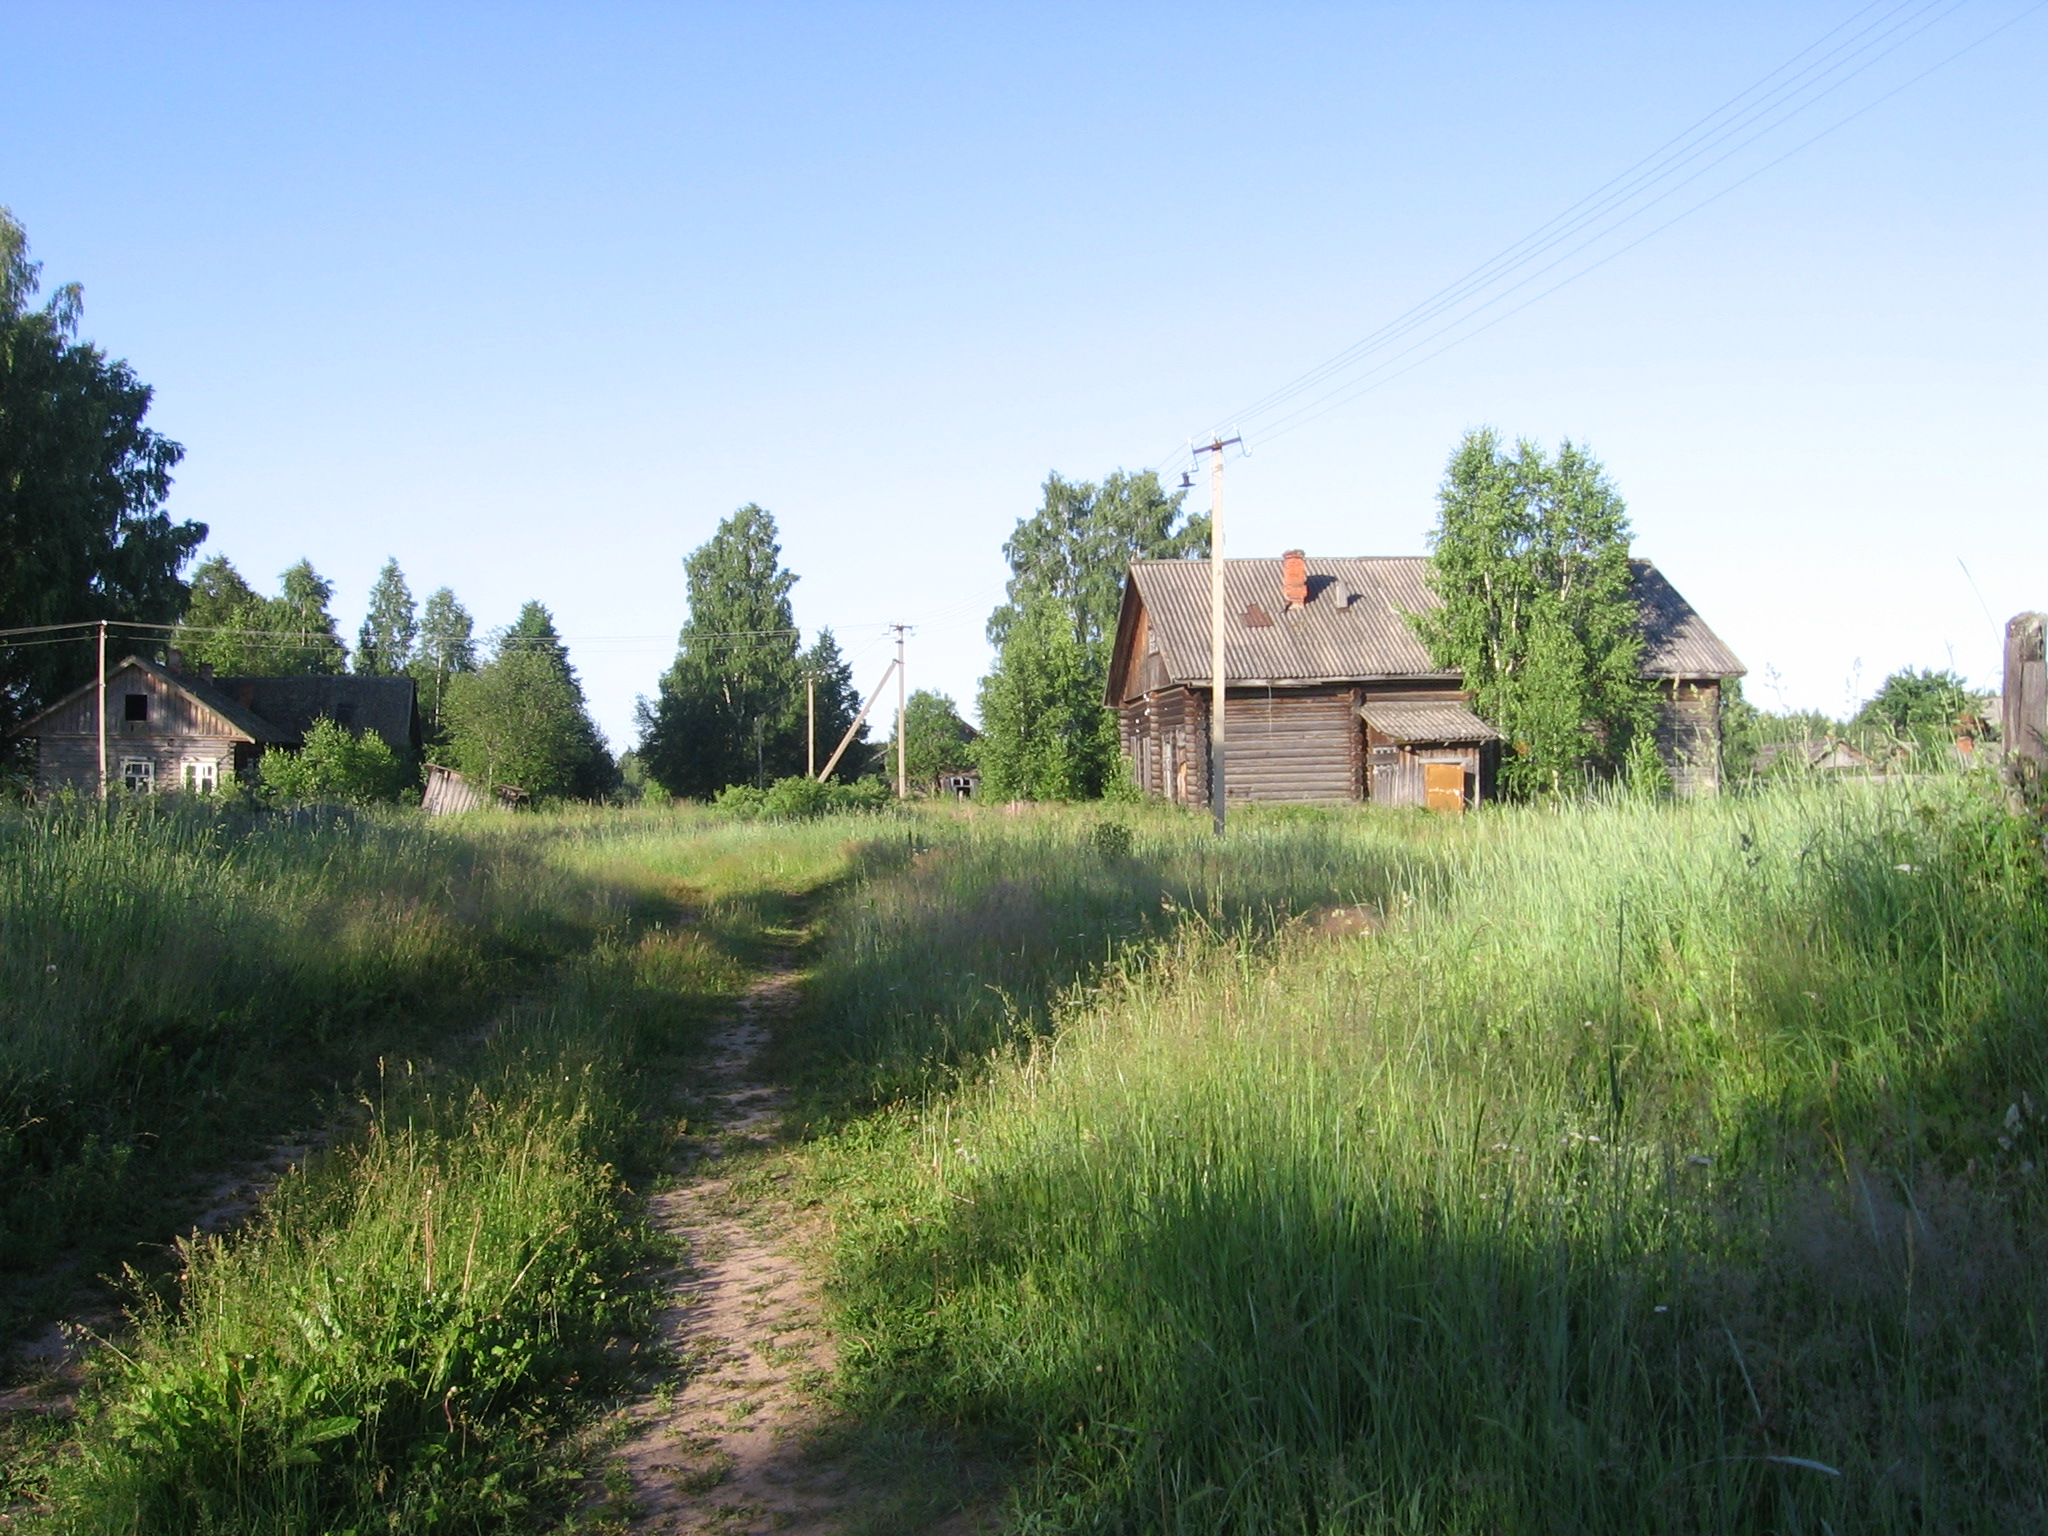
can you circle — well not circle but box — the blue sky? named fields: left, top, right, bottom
left=5, top=2, right=2043, bottom=746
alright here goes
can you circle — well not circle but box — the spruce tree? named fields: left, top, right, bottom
left=639, top=505, right=804, bottom=797
left=799, top=627, right=871, bottom=781
left=355, top=558, right=417, bottom=676
left=1409, top=430, right=1656, bottom=798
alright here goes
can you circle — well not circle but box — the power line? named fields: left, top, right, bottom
left=1146, top=0, right=2041, bottom=480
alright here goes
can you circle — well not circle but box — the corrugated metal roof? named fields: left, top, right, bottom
left=1126, top=556, right=1742, bottom=688
left=1359, top=700, right=1502, bottom=743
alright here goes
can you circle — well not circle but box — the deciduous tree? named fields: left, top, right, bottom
left=0, top=208, right=201, bottom=740
left=977, top=596, right=1122, bottom=801
left=1409, top=430, right=1658, bottom=798
left=639, top=505, right=805, bottom=797
left=355, top=558, right=417, bottom=676
left=176, top=556, right=348, bottom=675
left=888, top=689, right=977, bottom=788
left=976, top=469, right=1203, bottom=799
left=442, top=605, right=613, bottom=800
left=411, top=587, right=477, bottom=739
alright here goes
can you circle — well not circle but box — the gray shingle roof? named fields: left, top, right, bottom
left=1358, top=700, right=1502, bottom=744
left=1123, top=556, right=1742, bottom=690
left=213, top=675, right=420, bottom=755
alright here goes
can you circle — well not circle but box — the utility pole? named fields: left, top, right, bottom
left=805, top=673, right=817, bottom=779
left=891, top=624, right=910, bottom=799
left=1192, top=433, right=1242, bottom=836
left=96, top=619, right=108, bottom=801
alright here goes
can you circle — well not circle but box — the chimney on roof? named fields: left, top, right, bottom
left=165, top=647, right=183, bottom=673
left=198, top=663, right=215, bottom=682
left=1282, top=549, right=1309, bottom=609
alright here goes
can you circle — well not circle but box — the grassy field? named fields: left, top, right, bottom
left=0, top=801, right=868, bottom=1532
left=790, top=782, right=2048, bottom=1533
left=6, top=783, right=2044, bottom=1533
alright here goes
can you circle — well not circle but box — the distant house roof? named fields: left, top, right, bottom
left=1359, top=699, right=1502, bottom=744
left=1109, top=556, right=1743, bottom=698
left=1753, top=738, right=1874, bottom=772
left=5, top=658, right=418, bottom=755
left=213, top=675, right=420, bottom=755
left=4, top=654, right=295, bottom=744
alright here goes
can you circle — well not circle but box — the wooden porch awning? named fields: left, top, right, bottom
left=1358, top=700, right=1501, bottom=744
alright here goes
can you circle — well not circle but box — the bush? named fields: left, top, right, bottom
left=713, top=776, right=892, bottom=821
left=257, top=719, right=410, bottom=805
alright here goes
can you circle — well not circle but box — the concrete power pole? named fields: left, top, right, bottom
left=891, top=624, right=910, bottom=799
left=1192, top=434, right=1242, bottom=836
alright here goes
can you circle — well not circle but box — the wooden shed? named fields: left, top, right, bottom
left=1106, top=552, right=1743, bottom=809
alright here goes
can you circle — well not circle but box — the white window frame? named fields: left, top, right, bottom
left=120, top=757, right=156, bottom=794
left=182, top=758, right=219, bottom=794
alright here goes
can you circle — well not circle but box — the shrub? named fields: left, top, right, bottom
left=257, top=719, right=410, bottom=805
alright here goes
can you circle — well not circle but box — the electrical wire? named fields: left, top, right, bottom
left=1146, top=0, right=2041, bottom=481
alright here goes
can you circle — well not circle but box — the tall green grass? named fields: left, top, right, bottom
left=801, top=784, right=2048, bottom=1532
left=0, top=799, right=620, bottom=1330
left=22, top=804, right=875, bottom=1533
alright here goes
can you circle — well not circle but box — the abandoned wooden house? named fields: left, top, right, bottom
left=1106, top=551, right=1743, bottom=809
left=5, top=655, right=422, bottom=796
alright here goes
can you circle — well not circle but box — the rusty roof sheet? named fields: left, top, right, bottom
left=1359, top=700, right=1502, bottom=743
left=1126, top=556, right=1742, bottom=687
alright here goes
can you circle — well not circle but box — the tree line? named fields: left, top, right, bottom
left=6, top=203, right=1983, bottom=807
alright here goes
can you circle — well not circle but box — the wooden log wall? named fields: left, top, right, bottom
left=2006, top=614, right=2046, bottom=779
left=1655, top=680, right=1723, bottom=797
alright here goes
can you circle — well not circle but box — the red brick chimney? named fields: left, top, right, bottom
left=1282, top=549, right=1309, bottom=609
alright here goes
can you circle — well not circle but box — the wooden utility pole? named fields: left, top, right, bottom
left=816, top=659, right=897, bottom=783
left=892, top=624, right=910, bottom=799
left=806, top=674, right=817, bottom=779
left=1192, top=434, right=1242, bottom=836
left=95, top=619, right=108, bottom=800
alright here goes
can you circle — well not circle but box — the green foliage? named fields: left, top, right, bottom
left=712, top=773, right=891, bottom=820
left=177, top=555, right=348, bottom=676
left=640, top=505, right=812, bottom=797
left=409, top=586, right=477, bottom=741
left=977, top=469, right=1203, bottom=801
left=0, top=208, right=200, bottom=738
left=353, top=557, right=417, bottom=676
left=1856, top=665, right=1975, bottom=745
left=976, top=595, right=1123, bottom=800
left=986, top=468, right=1206, bottom=650
left=441, top=606, right=613, bottom=801
left=887, top=689, right=977, bottom=787
left=798, top=786, right=2048, bottom=1533
left=1410, top=430, right=1657, bottom=797
left=30, top=811, right=830, bottom=1534
left=257, top=718, right=409, bottom=805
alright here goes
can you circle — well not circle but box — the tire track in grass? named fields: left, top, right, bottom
left=603, top=956, right=994, bottom=1536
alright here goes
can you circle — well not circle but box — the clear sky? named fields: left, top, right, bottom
left=5, top=2, right=2043, bottom=747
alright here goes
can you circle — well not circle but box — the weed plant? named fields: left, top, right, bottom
left=800, top=783, right=2048, bottom=1533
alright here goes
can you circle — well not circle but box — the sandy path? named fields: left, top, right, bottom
left=608, top=964, right=856, bottom=1534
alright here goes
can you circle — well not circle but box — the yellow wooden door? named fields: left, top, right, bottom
left=1423, top=760, right=1466, bottom=814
